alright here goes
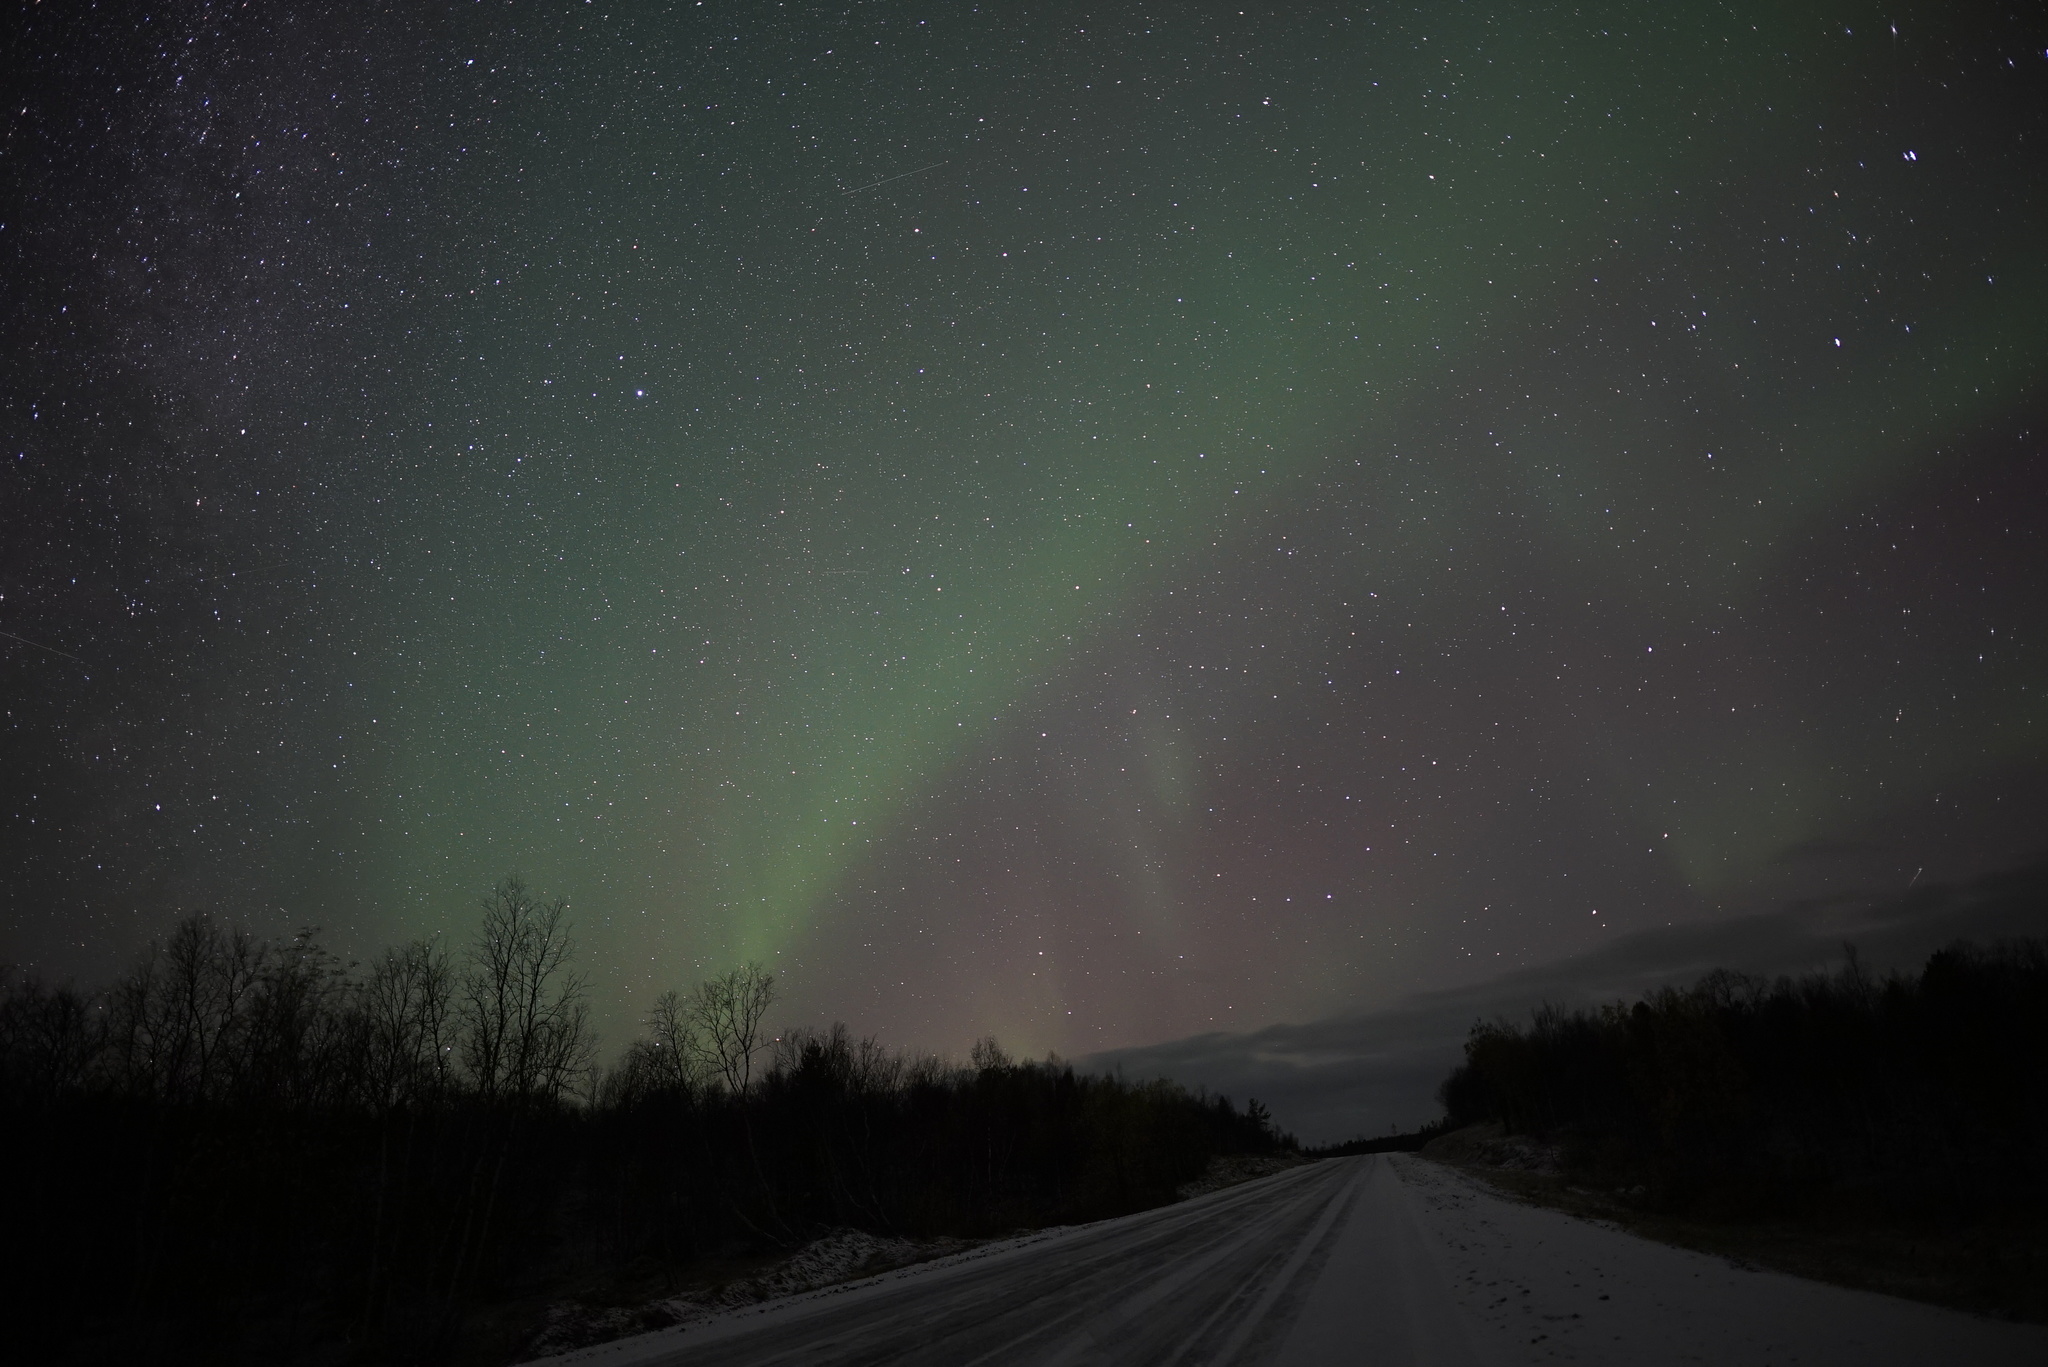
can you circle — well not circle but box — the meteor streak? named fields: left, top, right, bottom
left=0, top=630, right=85, bottom=664
left=841, top=162, right=945, bottom=195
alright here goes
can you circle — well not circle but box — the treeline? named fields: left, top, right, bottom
left=1305, top=1123, right=1449, bottom=1158
left=1437, top=937, right=2048, bottom=1224
left=0, top=879, right=1287, bottom=1366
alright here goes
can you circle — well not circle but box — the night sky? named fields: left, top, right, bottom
left=7, top=1, right=2047, bottom=1064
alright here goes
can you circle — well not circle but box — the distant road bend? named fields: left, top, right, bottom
left=541, top=1155, right=2048, bottom=1367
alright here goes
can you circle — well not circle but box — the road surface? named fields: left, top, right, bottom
left=538, top=1155, right=2048, bottom=1366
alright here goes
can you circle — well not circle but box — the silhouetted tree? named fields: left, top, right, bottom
left=0, top=971, right=100, bottom=1106
left=688, top=962, right=775, bottom=1096
left=457, top=877, right=594, bottom=1105
left=362, top=937, right=455, bottom=1111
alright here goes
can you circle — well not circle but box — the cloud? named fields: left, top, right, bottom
left=1083, top=859, right=2048, bottom=1146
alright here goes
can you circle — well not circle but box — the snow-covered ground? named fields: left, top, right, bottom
left=1348, top=1156, right=2044, bottom=1365
left=523, top=1156, right=2048, bottom=1365
left=527, top=1228, right=982, bottom=1357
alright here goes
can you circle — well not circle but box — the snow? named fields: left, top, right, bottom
left=1389, top=1155, right=2048, bottom=1365
left=521, top=1157, right=2048, bottom=1365
left=527, top=1228, right=982, bottom=1357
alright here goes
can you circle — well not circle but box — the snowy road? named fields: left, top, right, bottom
left=540, top=1155, right=2048, bottom=1366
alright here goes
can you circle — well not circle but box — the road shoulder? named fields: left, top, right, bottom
left=1392, top=1154, right=2048, bottom=1366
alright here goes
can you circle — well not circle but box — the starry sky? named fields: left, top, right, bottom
left=6, top=0, right=2047, bottom=1061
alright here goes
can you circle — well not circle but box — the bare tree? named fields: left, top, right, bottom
left=601, top=987, right=710, bottom=1106
left=175, top=915, right=266, bottom=1102
left=645, top=988, right=701, bottom=1091
left=102, top=914, right=268, bottom=1103
left=457, top=878, right=594, bottom=1105
left=241, top=927, right=360, bottom=1110
left=362, top=938, right=454, bottom=1110
left=0, top=971, right=103, bottom=1105
left=688, top=964, right=775, bottom=1096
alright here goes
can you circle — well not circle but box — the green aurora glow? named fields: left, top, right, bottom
left=8, top=0, right=2046, bottom=1054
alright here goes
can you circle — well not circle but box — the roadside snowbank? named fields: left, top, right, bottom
left=1392, top=1155, right=2048, bottom=1364
left=527, top=1228, right=978, bottom=1357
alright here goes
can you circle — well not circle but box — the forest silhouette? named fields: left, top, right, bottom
left=9, top=872, right=2047, bottom=1359
left=1429, top=872, right=2048, bottom=1321
left=1436, top=936, right=2048, bottom=1223
left=0, top=877, right=1288, bottom=1365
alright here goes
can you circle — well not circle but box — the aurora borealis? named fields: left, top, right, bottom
left=7, top=2, right=2047, bottom=1063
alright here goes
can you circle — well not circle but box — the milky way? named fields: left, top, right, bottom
left=7, top=1, right=2046, bottom=1057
